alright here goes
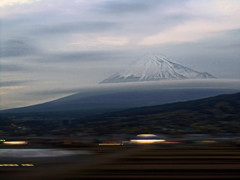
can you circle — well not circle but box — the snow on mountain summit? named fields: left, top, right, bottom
left=100, top=54, right=216, bottom=83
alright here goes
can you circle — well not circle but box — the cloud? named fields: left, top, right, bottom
left=0, top=64, right=26, bottom=72
left=31, top=21, right=119, bottom=35
left=97, top=36, right=128, bottom=46
left=34, top=50, right=129, bottom=63
left=99, top=0, right=186, bottom=15
left=139, top=19, right=240, bottom=45
left=27, top=87, right=82, bottom=96
left=0, top=0, right=40, bottom=7
left=219, top=43, right=240, bottom=49
left=70, top=36, right=129, bottom=47
left=0, top=40, right=38, bottom=57
left=99, top=0, right=155, bottom=14
left=52, top=51, right=113, bottom=62
left=210, top=0, right=240, bottom=14
left=0, top=80, right=31, bottom=87
left=137, top=0, right=240, bottom=45
left=22, top=79, right=240, bottom=98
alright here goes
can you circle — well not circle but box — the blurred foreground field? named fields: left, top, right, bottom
left=1, top=144, right=240, bottom=180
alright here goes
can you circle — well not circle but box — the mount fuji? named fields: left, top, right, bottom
left=100, top=54, right=215, bottom=83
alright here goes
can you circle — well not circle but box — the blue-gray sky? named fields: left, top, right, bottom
left=0, top=0, right=240, bottom=109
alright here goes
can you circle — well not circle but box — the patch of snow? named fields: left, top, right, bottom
left=100, top=54, right=215, bottom=83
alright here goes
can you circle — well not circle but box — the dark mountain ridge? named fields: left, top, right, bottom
left=77, top=92, right=240, bottom=134
left=1, top=92, right=239, bottom=135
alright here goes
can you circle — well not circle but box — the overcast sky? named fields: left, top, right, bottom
left=0, top=0, right=240, bottom=109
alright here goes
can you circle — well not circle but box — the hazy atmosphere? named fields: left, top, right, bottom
left=1, top=0, right=240, bottom=109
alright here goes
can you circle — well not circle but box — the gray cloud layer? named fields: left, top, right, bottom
left=0, top=80, right=31, bottom=87
left=0, top=40, right=38, bottom=57
left=99, top=0, right=184, bottom=14
left=0, top=64, right=26, bottom=72
left=31, top=21, right=120, bottom=35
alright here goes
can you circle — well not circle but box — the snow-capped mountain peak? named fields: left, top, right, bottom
left=100, top=54, right=216, bottom=83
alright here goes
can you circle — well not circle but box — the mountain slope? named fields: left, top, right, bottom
left=1, top=92, right=239, bottom=135
left=1, top=88, right=236, bottom=115
left=101, top=54, right=215, bottom=83
left=78, top=92, right=240, bottom=134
